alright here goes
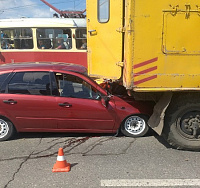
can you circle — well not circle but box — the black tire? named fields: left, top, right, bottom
left=163, top=96, right=200, bottom=151
left=121, top=115, right=149, bottom=137
left=0, top=118, right=15, bottom=141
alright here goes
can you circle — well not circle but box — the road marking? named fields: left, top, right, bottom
left=101, top=179, right=200, bottom=187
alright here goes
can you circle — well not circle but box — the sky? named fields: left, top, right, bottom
left=0, top=0, right=86, bottom=19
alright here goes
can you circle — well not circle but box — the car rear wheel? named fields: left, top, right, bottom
left=0, top=118, right=15, bottom=141
left=121, top=115, right=149, bottom=137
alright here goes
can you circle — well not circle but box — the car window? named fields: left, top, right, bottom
left=7, top=72, right=51, bottom=95
left=0, top=73, right=9, bottom=89
left=55, top=73, right=100, bottom=99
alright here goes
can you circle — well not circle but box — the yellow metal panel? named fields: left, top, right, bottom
left=86, top=0, right=200, bottom=91
left=163, top=12, right=200, bottom=54
left=123, top=0, right=135, bottom=89
left=129, top=0, right=200, bottom=91
left=87, top=0, right=123, bottom=80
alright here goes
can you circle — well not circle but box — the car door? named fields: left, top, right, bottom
left=54, top=72, right=116, bottom=131
left=0, top=71, right=57, bottom=131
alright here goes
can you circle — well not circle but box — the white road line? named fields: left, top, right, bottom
left=101, top=179, right=200, bottom=187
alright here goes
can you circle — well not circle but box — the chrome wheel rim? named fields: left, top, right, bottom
left=124, top=116, right=146, bottom=135
left=0, top=119, right=9, bottom=138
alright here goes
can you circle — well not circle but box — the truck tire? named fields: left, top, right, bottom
left=121, top=115, right=149, bottom=137
left=163, top=98, right=200, bottom=151
left=0, top=118, right=15, bottom=141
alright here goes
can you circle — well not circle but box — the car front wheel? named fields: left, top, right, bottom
left=121, top=115, right=149, bottom=137
left=0, top=118, right=15, bottom=141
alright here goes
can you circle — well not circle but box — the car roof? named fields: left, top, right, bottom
left=0, top=62, right=87, bottom=74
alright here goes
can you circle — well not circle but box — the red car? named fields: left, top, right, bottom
left=0, top=62, right=153, bottom=141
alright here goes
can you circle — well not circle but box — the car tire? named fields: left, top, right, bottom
left=121, top=115, right=149, bottom=137
left=0, top=118, right=15, bottom=141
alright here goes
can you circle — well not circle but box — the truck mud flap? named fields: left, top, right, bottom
left=148, top=92, right=172, bottom=135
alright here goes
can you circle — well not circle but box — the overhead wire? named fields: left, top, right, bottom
left=74, top=0, right=86, bottom=9
left=0, top=0, right=85, bottom=12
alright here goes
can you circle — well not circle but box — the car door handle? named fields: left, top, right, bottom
left=3, top=100, right=17, bottom=105
left=58, top=103, right=72, bottom=108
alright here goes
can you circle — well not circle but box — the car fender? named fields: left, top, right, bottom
left=110, top=96, right=154, bottom=131
left=0, top=110, right=19, bottom=131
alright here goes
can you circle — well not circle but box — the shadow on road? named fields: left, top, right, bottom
left=9, top=129, right=173, bottom=150
left=13, top=127, right=156, bottom=140
left=13, top=132, right=117, bottom=140
left=152, top=133, right=172, bottom=149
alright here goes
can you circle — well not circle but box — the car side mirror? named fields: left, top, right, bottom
left=101, top=96, right=110, bottom=107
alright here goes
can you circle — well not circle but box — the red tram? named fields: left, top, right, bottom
left=0, top=18, right=87, bottom=67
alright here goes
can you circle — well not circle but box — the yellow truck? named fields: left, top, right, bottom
left=86, top=0, right=200, bottom=151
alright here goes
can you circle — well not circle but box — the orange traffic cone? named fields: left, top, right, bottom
left=52, top=148, right=71, bottom=172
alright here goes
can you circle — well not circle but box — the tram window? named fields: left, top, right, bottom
left=98, top=0, right=110, bottom=23
left=76, top=29, right=87, bottom=50
left=0, top=28, right=33, bottom=49
left=36, top=28, right=72, bottom=50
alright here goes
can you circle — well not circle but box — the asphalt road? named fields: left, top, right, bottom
left=0, top=131, right=200, bottom=188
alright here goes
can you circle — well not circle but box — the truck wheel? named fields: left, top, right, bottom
left=0, top=118, right=15, bottom=141
left=121, top=115, right=149, bottom=137
left=163, top=101, right=200, bottom=151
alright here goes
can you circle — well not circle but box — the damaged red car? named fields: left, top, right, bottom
left=0, top=62, right=154, bottom=141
